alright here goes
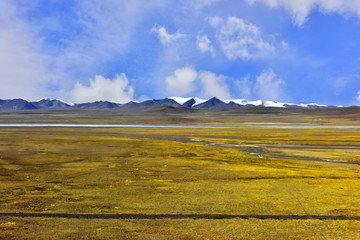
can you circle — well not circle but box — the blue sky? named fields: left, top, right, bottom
left=1, top=0, right=360, bottom=106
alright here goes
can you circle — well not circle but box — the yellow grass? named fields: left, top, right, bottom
left=0, top=127, right=359, bottom=239
left=1, top=218, right=360, bottom=240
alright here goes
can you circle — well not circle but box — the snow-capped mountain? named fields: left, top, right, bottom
left=168, top=97, right=207, bottom=107
left=0, top=97, right=339, bottom=111
left=168, top=97, right=330, bottom=109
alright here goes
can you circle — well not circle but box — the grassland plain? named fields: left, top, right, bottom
left=0, top=122, right=359, bottom=239
left=0, top=106, right=359, bottom=125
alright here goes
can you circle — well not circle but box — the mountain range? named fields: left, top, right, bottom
left=0, top=97, right=343, bottom=111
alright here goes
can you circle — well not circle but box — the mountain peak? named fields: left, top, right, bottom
left=0, top=97, right=336, bottom=111
left=31, top=99, right=71, bottom=109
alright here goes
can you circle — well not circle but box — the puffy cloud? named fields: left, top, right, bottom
left=165, top=67, right=198, bottom=96
left=151, top=26, right=187, bottom=45
left=247, top=0, right=360, bottom=26
left=212, top=16, right=275, bottom=60
left=165, top=67, right=230, bottom=99
left=254, top=69, right=284, bottom=101
left=70, top=74, right=134, bottom=103
left=197, top=34, right=215, bottom=55
left=233, top=71, right=285, bottom=101
left=164, top=68, right=286, bottom=101
left=165, top=67, right=285, bottom=101
left=198, top=71, right=231, bottom=99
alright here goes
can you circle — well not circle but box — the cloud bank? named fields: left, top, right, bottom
left=165, top=67, right=286, bottom=101
left=0, top=0, right=166, bottom=100
left=165, top=67, right=230, bottom=99
left=0, top=1, right=49, bottom=100
left=247, top=0, right=360, bottom=25
left=70, top=74, right=134, bottom=103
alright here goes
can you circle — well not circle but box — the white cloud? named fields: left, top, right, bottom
left=247, top=0, right=360, bottom=26
left=165, top=67, right=198, bottom=96
left=356, top=91, right=360, bottom=104
left=254, top=69, right=284, bottom=101
left=0, top=0, right=168, bottom=100
left=185, top=0, right=223, bottom=9
left=165, top=67, right=231, bottom=99
left=70, top=74, right=134, bottom=103
left=41, top=0, right=169, bottom=97
left=197, top=34, right=215, bottom=55
left=212, top=16, right=275, bottom=60
left=165, top=67, right=286, bottom=101
left=198, top=71, right=231, bottom=99
left=56, top=0, right=167, bottom=79
left=0, top=1, right=50, bottom=100
left=151, top=26, right=187, bottom=45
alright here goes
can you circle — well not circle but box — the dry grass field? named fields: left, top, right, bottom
left=0, top=109, right=359, bottom=239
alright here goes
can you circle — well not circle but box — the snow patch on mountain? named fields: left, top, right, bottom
left=169, top=97, right=331, bottom=108
left=224, top=99, right=287, bottom=107
left=168, top=97, right=191, bottom=105
left=168, top=97, right=206, bottom=106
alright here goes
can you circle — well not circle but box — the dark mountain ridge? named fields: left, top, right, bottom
left=0, top=97, right=347, bottom=111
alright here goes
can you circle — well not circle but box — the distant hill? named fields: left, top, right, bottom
left=30, top=99, right=71, bottom=109
left=193, top=97, right=231, bottom=109
left=0, top=97, right=343, bottom=111
left=0, top=99, right=37, bottom=110
left=73, top=101, right=120, bottom=110
left=119, top=98, right=182, bottom=110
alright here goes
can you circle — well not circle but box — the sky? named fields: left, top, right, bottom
left=1, top=0, right=360, bottom=106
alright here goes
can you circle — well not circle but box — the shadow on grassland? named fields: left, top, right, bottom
left=1, top=213, right=360, bottom=220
